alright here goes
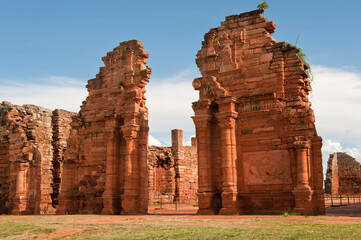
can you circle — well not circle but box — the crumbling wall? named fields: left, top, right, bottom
left=0, top=102, right=55, bottom=214
left=58, top=40, right=151, bottom=215
left=192, top=9, right=324, bottom=215
left=176, top=146, right=198, bottom=203
left=148, top=146, right=175, bottom=204
left=51, top=109, right=77, bottom=207
left=148, top=129, right=198, bottom=204
left=325, top=152, right=361, bottom=194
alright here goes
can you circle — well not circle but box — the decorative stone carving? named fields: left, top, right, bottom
left=192, top=9, right=324, bottom=215
left=58, top=40, right=150, bottom=215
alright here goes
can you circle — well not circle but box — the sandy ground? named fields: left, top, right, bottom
left=1, top=203, right=361, bottom=239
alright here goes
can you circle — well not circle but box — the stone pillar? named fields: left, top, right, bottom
left=172, top=129, right=182, bottom=202
left=102, top=129, right=120, bottom=214
left=191, top=137, right=197, bottom=147
left=292, top=141, right=313, bottom=214
left=57, top=161, right=77, bottom=214
left=216, top=113, right=239, bottom=214
left=138, top=123, right=149, bottom=214
left=171, top=129, right=183, bottom=150
left=120, top=124, right=139, bottom=214
left=11, top=164, right=27, bottom=214
left=192, top=115, right=215, bottom=214
left=311, top=136, right=325, bottom=214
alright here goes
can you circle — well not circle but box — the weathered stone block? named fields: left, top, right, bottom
left=192, top=9, right=324, bottom=215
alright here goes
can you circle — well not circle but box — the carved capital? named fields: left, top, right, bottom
left=192, top=115, right=211, bottom=131
left=293, top=141, right=310, bottom=149
left=121, top=124, right=139, bottom=140
left=192, top=78, right=202, bottom=90
left=193, top=76, right=229, bottom=101
left=217, top=116, right=237, bottom=129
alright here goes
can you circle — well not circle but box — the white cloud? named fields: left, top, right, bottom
left=311, top=65, right=361, bottom=172
left=0, top=76, right=87, bottom=112
left=146, top=69, right=198, bottom=133
left=185, top=135, right=195, bottom=146
left=148, top=135, right=163, bottom=146
left=311, top=65, right=361, bottom=145
left=322, top=139, right=361, bottom=174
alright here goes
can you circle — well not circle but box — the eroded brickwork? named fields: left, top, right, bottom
left=192, top=10, right=324, bottom=215
left=325, top=152, right=361, bottom=195
left=57, top=40, right=151, bottom=214
left=0, top=102, right=55, bottom=214
left=148, top=130, right=198, bottom=204
left=51, top=109, right=77, bottom=207
left=148, top=146, right=175, bottom=204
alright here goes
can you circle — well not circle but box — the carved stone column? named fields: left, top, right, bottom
left=292, top=141, right=313, bottom=214
left=11, top=163, right=28, bottom=214
left=216, top=112, right=239, bottom=214
left=192, top=115, right=215, bottom=214
left=102, top=129, right=120, bottom=214
left=120, top=124, right=139, bottom=214
left=311, top=136, right=325, bottom=214
left=137, top=123, right=149, bottom=214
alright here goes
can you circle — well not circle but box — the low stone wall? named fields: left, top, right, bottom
left=148, top=130, right=198, bottom=204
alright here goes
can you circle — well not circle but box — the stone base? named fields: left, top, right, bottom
left=196, top=208, right=218, bottom=215
left=219, top=207, right=242, bottom=215
left=293, top=187, right=313, bottom=215
left=101, top=207, right=120, bottom=215
left=56, top=207, right=66, bottom=215
left=120, top=208, right=141, bottom=215
left=293, top=207, right=314, bottom=215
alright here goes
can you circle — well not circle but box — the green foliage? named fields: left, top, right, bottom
left=298, top=48, right=307, bottom=64
left=257, top=1, right=269, bottom=11
left=298, top=48, right=313, bottom=87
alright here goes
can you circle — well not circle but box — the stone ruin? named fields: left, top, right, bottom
left=0, top=102, right=74, bottom=214
left=58, top=40, right=151, bottom=215
left=192, top=10, right=324, bottom=214
left=0, top=10, right=326, bottom=215
left=325, top=152, right=361, bottom=195
left=148, top=129, right=197, bottom=204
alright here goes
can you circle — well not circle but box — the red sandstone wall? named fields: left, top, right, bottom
left=0, top=102, right=55, bottom=214
left=58, top=40, right=151, bottom=215
left=51, top=109, right=77, bottom=207
left=148, top=130, right=198, bottom=204
left=192, top=10, right=324, bottom=215
left=148, top=146, right=175, bottom=204
left=325, top=152, right=361, bottom=194
left=176, top=146, right=198, bottom=203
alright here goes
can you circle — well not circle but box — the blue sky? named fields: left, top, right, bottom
left=1, top=0, right=361, bottom=80
left=1, top=1, right=361, bottom=166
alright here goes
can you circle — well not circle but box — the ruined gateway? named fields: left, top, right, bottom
left=192, top=10, right=324, bottom=214
left=0, top=9, right=325, bottom=215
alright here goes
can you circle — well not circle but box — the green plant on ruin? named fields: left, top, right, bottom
left=257, top=1, right=269, bottom=11
left=294, top=30, right=313, bottom=90
left=298, top=48, right=313, bottom=89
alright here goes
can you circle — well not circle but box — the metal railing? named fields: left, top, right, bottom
left=324, top=194, right=361, bottom=207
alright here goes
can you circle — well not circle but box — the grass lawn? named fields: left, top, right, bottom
left=0, top=214, right=360, bottom=240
